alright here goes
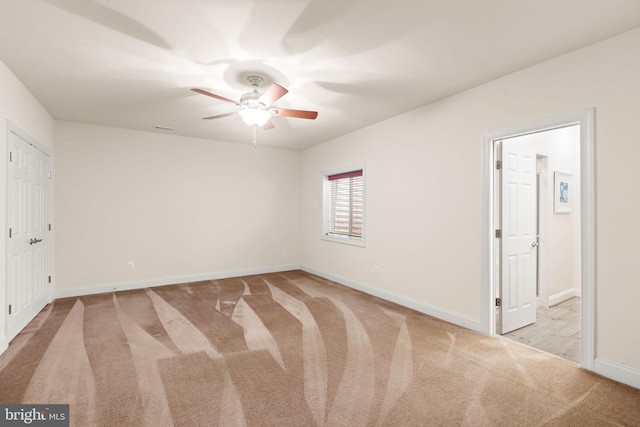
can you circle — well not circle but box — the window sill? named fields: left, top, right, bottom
left=321, top=234, right=365, bottom=248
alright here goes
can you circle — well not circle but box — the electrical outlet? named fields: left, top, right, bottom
left=374, top=265, right=380, bottom=275
left=282, top=249, right=288, bottom=257
left=127, top=261, right=135, bottom=270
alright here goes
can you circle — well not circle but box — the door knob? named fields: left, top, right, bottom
left=531, top=241, right=539, bottom=248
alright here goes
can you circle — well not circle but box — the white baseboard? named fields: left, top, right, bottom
left=301, top=266, right=483, bottom=333
left=594, top=358, right=640, bottom=390
left=54, top=264, right=301, bottom=299
left=548, top=288, right=581, bottom=307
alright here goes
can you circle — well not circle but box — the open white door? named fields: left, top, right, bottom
left=6, top=125, right=51, bottom=343
left=500, top=139, right=537, bottom=333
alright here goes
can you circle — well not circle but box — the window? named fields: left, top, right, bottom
left=322, top=166, right=365, bottom=246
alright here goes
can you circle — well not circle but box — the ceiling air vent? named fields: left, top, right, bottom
left=152, top=125, right=174, bottom=131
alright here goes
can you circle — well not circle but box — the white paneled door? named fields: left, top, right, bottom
left=6, top=125, right=51, bottom=343
left=500, top=139, right=537, bottom=333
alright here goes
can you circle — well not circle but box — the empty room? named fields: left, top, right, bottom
left=1, top=0, right=640, bottom=425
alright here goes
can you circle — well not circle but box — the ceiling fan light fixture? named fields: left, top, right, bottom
left=192, top=75, right=317, bottom=134
left=239, top=108, right=271, bottom=126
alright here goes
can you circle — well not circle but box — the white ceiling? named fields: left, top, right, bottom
left=2, top=0, right=640, bottom=150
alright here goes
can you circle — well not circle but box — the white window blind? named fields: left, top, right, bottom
left=328, top=170, right=363, bottom=238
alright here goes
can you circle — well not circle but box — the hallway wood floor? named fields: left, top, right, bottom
left=504, top=297, right=580, bottom=363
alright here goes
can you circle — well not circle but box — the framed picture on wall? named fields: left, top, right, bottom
left=554, top=171, right=572, bottom=213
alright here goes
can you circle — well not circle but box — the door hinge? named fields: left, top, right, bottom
left=495, top=229, right=501, bottom=238
left=495, top=297, right=501, bottom=307
left=8, top=305, right=11, bottom=315
left=49, top=224, right=52, bottom=231
left=496, top=160, right=501, bottom=170
left=48, top=276, right=52, bottom=283
left=8, top=228, right=12, bottom=238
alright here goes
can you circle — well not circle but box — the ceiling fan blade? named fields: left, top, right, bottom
left=258, top=84, right=288, bottom=106
left=202, top=111, right=239, bottom=120
left=272, top=108, right=318, bottom=120
left=191, top=88, right=240, bottom=105
left=262, top=119, right=276, bottom=130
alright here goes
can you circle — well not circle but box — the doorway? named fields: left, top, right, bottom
left=5, top=121, right=53, bottom=344
left=481, top=109, right=595, bottom=371
left=496, top=126, right=581, bottom=362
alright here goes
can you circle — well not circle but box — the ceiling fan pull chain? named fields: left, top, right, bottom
left=252, top=124, right=258, bottom=148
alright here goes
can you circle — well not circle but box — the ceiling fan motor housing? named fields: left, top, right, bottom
left=240, top=91, right=265, bottom=109
left=241, top=76, right=267, bottom=109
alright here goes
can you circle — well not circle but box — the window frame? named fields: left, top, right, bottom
left=321, top=164, right=366, bottom=247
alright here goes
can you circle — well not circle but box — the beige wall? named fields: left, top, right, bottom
left=0, top=59, right=55, bottom=346
left=301, top=27, right=640, bottom=373
left=54, top=122, right=301, bottom=292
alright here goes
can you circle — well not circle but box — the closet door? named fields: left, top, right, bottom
left=6, top=125, right=51, bottom=343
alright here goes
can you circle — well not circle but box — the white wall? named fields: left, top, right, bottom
left=54, top=122, right=301, bottom=293
left=0, top=59, right=55, bottom=349
left=301, top=27, right=640, bottom=375
left=514, top=125, right=581, bottom=303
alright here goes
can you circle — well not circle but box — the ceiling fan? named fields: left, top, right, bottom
left=191, top=76, right=318, bottom=132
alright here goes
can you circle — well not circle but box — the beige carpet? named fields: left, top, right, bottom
left=1, top=270, right=639, bottom=426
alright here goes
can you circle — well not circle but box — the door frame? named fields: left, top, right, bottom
left=5, top=120, right=53, bottom=344
left=481, top=108, right=595, bottom=371
left=535, top=155, right=549, bottom=309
